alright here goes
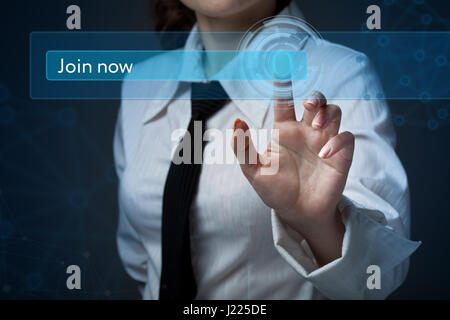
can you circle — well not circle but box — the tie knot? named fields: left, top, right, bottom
left=191, top=81, right=230, bottom=120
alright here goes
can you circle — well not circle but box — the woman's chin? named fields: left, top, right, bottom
left=182, top=0, right=261, bottom=19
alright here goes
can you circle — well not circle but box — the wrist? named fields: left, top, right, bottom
left=281, top=206, right=342, bottom=238
left=278, top=206, right=345, bottom=266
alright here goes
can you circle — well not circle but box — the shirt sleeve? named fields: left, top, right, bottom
left=271, top=53, right=421, bottom=299
left=114, top=105, right=149, bottom=287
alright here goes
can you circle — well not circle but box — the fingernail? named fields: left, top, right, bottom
left=312, top=111, right=327, bottom=129
left=318, top=144, right=332, bottom=159
left=304, top=99, right=317, bottom=108
left=305, top=92, right=320, bottom=103
left=234, top=118, right=242, bottom=130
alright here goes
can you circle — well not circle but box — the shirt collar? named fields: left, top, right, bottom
left=142, top=1, right=304, bottom=127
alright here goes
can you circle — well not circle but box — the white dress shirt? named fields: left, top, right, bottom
left=114, top=1, right=420, bottom=300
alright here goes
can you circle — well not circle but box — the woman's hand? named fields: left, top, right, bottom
left=231, top=87, right=355, bottom=266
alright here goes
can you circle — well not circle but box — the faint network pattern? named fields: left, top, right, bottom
left=0, top=86, right=134, bottom=298
left=0, top=0, right=448, bottom=299
left=366, top=0, right=449, bottom=131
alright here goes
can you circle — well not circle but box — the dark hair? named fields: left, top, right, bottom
left=155, top=0, right=196, bottom=32
left=154, top=0, right=291, bottom=32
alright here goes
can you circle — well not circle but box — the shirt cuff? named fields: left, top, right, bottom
left=271, top=195, right=421, bottom=299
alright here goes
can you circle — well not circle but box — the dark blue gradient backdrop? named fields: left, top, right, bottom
left=0, top=0, right=449, bottom=299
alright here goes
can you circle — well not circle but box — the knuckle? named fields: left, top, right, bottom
left=327, top=104, right=342, bottom=118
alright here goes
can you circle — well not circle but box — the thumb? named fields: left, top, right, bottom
left=231, top=118, right=260, bottom=179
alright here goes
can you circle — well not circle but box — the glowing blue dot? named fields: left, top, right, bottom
left=427, top=119, right=438, bottom=130
left=437, top=108, right=448, bottom=120
left=68, top=190, right=88, bottom=209
left=435, top=55, right=447, bottom=67
left=393, top=115, right=405, bottom=127
left=420, top=92, right=431, bottom=102
left=0, top=105, right=16, bottom=125
left=421, top=14, right=432, bottom=25
left=271, top=51, right=292, bottom=80
left=58, top=107, right=77, bottom=127
left=400, top=75, right=411, bottom=87
left=414, top=50, right=426, bottom=62
left=0, top=220, right=14, bottom=238
left=25, top=272, right=44, bottom=290
left=377, top=35, right=390, bottom=47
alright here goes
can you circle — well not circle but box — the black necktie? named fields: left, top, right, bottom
left=159, top=81, right=230, bottom=300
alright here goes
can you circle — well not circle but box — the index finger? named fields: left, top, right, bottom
left=273, top=80, right=296, bottom=122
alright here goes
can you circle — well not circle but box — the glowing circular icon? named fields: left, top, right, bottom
left=271, top=50, right=293, bottom=80
left=237, top=15, right=323, bottom=106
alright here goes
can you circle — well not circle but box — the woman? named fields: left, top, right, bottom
left=114, top=0, right=420, bottom=299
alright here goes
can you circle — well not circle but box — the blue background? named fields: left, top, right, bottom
left=0, top=0, right=449, bottom=299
